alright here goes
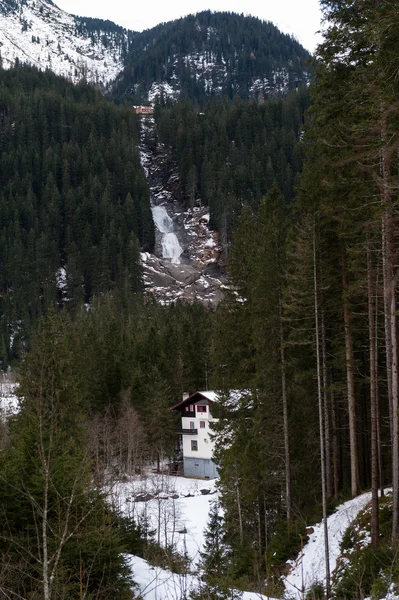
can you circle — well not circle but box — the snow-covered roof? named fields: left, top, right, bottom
left=170, top=389, right=249, bottom=411
left=196, top=390, right=218, bottom=402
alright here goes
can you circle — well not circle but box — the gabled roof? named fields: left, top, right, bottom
left=170, top=389, right=250, bottom=411
left=170, top=391, right=214, bottom=411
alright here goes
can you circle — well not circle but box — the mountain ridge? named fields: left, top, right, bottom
left=0, top=2, right=312, bottom=99
left=113, top=11, right=312, bottom=104
left=0, top=0, right=134, bottom=85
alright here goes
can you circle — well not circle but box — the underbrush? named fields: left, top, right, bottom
left=332, top=493, right=399, bottom=600
left=143, top=541, right=191, bottom=574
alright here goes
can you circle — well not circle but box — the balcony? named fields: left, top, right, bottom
left=175, top=428, right=198, bottom=435
left=183, top=410, right=195, bottom=418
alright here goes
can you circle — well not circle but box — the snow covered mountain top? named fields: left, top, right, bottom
left=0, top=0, right=131, bottom=85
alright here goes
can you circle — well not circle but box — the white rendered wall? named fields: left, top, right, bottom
left=181, top=406, right=216, bottom=460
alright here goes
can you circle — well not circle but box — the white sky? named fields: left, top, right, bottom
left=55, top=0, right=323, bottom=53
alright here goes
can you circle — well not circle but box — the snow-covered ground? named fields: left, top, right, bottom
left=113, top=474, right=218, bottom=564
left=129, top=555, right=270, bottom=600
left=112, top=472, right=271, bottom=599
left=284, top=493, right=372, bottom=598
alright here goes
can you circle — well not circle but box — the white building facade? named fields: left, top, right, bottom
left=171, top=391, right=219, bottom=479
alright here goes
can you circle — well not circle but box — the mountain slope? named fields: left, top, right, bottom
left=0, top=65, right=153, bottom=362
left=113, top=11, right=312, bottom=104
left=0, top=0, right=134, bottom=85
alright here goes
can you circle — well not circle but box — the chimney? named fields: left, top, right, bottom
left=182, top=392, right=190, bottom=401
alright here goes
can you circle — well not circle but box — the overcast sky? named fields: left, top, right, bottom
left=56, top=0, right=324, bottom=53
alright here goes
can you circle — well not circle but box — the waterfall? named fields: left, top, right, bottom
left=151, top=205, right=183, bottom=264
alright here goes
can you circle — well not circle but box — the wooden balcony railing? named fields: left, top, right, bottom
left=175, top=428, right=198, bottom=435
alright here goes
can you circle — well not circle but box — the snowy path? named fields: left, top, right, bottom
left=284, top=492, right=372, bottom=598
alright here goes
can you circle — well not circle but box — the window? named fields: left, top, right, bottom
left=190, top=421, right=195, bottom=429
left=191, top=440, right=198, bottom=451
left=200, top=421, right=206, bottom=428
left=196, top=405, right=207, bottom=413
left=185, top=405, right=195, bottom=412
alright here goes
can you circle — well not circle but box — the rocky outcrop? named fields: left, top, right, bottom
left=139, top=118, right=226, bottom=306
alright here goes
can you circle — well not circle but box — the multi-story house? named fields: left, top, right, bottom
left=171, top=391, right=219, bottom=479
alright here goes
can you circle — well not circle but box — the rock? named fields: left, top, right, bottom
left=200, top=489, right=210, bottom=495
left=305, top=527, right=314, bottom=536
left=139, top=123, right=226, bottom=307
left=135, top=494, right=154, bottom=502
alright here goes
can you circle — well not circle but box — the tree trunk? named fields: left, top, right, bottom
left=382, top=220, right=393, bottom=443
left=374, top=267, right=384, bottom=498
left=367, top=233, right=379, bottom=546
left=330, top=381, right=340, bottom=500
left=313, top=225, right=331, bottom=597
left=322, top=310, right=332, bottom=498
left=280, top=303, right=291, bottom=522
left=342, top=258, right=359, bottom=497
left=390, top=275, right=399, bottom=541
left=236, top=481, right=244, bottom=544
left=381, top=117, right=399, bottom=541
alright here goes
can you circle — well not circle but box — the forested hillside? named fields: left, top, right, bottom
left=203, top=1, right=399, bottom=597
left=113, top=11, right=311, bottom=104
left=0, top=66, right=153, bottom=364
left=0, top=2, right=399, bottom=599
left=156, top=88, right=309, bottom=239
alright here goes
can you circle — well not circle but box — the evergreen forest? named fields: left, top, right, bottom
left=0, top=66, right=154, bottom=364
left=1, top=1, right=399, bottom=599
left=113, top=11, right=311, bottom=104
left=156, top=88, right=309, bottom=239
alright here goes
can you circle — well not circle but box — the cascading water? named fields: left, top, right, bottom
left=151, top=205, right=183, bottom=264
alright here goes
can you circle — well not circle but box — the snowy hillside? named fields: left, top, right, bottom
left=112, top=472, right=270, bottom=600
left=284, top=493, right=373, bottom=598
left=0, top=0, right=131, bottom=85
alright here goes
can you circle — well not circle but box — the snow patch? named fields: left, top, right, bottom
left=0, top=380, right=19, bottom=419
left=284, top=492, right=373, bottom=598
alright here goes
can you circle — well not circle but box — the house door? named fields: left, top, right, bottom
left=204, top=459, right=211, bottom=478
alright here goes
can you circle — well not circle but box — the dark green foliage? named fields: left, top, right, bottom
left=113, top=11, right=311, bottom=104
left=266, top=519, right=307, bottom=572
left=306, top=582, right=325, bottom=600
left=333, top=498, right=398, bottom=599
left=334, top=546, right=397, bottom=600
left=0, top=311, right=135, bottom=598
left=192, top=501, right=242, bottom=599
left=157, top=90, right=309, bottom=238
left=74, top=293, right=215, bottom=416
left=0, top=65, right=153, bottom=362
